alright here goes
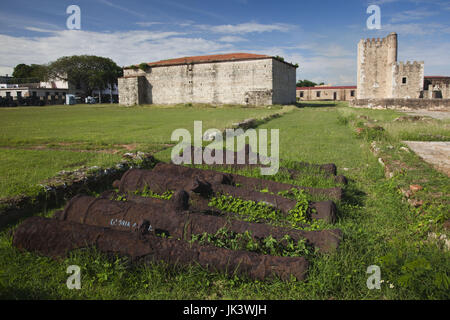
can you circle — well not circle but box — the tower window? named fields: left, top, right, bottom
left=402, top=77, right=407, bottom=84
left=316, top=91, right=321, bottom=98
left=350, top=90, right=355, bottom=97
left=300, top=92, right=304, bottom=98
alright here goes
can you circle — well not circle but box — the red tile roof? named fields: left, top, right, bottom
left=424, top=76, right=449, bottom=79
left=297, top=86, right=357, bottom=90
left=126, top=53, right=273, bottom=69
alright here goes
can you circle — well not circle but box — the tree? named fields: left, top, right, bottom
left=12, top=64, right=32, bottom=79
left=12, top=64, right=47, bottom=82
left=296, top=79, right=318, bottom=87
left=46, top=55, right=122, bottom=96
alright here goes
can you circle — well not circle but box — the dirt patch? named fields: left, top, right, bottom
left=403, top=141, right=450, bottom=177
left=399, top=110, right=450, bottom=120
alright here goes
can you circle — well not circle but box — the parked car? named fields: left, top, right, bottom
left=85, top=96, right=97, bottom=104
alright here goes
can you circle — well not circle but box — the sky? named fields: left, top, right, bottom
left=0, top=0, right=449, bottom=85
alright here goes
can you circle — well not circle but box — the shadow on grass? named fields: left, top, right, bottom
left=295, top=102, right=339, bottom=108
left=341, top=179, right=366, bottom=207
left=0, top=285, right=58, bottom=300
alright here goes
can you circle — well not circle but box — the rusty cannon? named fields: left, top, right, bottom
left=180, top=144, right=339, bottom=176
left=152, top=162, right=343, bottom=201
left=13, top=216, right=309, bottom=281
left=113, top=168, right=218, bottom=197
left=112, top=168, right=337, bottom=223
left=54, top=193, right=342, bottom=253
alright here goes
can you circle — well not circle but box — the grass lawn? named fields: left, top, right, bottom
left=0, top=149, right=122, bottom=198
left=0, top=104, right=286, bottom=150
left=0, top=102, right=448, bottom=300
left=0, top=103, right=286, bottom=199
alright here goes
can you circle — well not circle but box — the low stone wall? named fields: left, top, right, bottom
left=350, top=99, right=450, bottom=111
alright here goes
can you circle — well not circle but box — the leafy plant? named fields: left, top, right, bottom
left=136, top=186, right=173, bottom=200
left=190, top=227, right=313, bottom=257
left=138, top=63, right=150, bottom=71
left=208, top=195, right=281, bottom=223
left=207, top=191, right=320, bottom=230
left=111, top=193, right=128, bottom=202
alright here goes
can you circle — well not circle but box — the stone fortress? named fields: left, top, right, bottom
left=118, top=33, right=448, bottom=109
left=118, top=53, right=297, bottom=106
left=357, top=32, right=424, bottom=100
left=352, top=32, right=449, bottom=110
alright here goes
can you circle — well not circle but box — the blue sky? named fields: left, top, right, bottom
left=0, top=0, right=449, bottom=85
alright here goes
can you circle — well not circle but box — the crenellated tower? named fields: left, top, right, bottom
left=357, top=32, right=424, bottom=99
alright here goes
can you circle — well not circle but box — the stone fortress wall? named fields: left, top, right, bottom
left=119, top=54, right=297, bottom=106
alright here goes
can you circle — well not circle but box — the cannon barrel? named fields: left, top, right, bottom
left=13, top=216, right=309, bottom=281
left=55, top=193, right=342, bottom=253
left=153, top=162, right=343, bottom=201
left=114, top=168, right=337, bottom=223
left=180, top=145, right=338, bottom=176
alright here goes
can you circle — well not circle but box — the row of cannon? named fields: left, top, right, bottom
left=13, top=156, right=346, bottom=281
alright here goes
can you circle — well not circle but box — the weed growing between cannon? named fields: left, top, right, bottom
left=207, top=191, right=325, bottom=231
left=189, top=227, right=316, bottom=258
left=136, top=187, right=174, bottom=200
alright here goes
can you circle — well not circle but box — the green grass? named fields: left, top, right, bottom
left=0, top=103, right=286, bottom=199
left=337, top=106, right=450, bottom=142
left=0, top=102, right=449, bottom=300
left=0, top=104, right=286, bottom=148
left=0, top=148, right=122, bottom=198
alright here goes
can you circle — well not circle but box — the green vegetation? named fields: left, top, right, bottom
left=138, top=63, right=150, bottom=71
left=0, top=102, right=448, bottom=300
left=135, top=187, right=174, bottom=200
left=190, top=228, right=314, bottom=258
left=296, top=79, right=324, bottom=87
left=0, top=148, right=121, bottom=198
left=208, top=189, right=316, bottom=229
left=208, top=195, right=283, bottom=223
left=0, top=104, right=284, bottom=149
left=46, top=55, right=123, bottom=96
left=0, top=103, right=283, bottom=199
left=337, top=107, right=450, bottom=142
left=11, top=63, right=47, bottom=83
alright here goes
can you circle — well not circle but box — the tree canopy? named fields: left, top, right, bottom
left=296, top=79, right=324, bottom=87
left=46, top=55, right=122, bottom=95
left=12, top=64, right=47, bottom=82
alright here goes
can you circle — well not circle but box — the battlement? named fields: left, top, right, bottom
left=360, top=37, right=385, bottom=48
left=396, top=61, right=424, bottom=72
left=360, top=32, right=397, bottom=49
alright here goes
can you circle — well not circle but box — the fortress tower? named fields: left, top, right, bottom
left=357, top=32, right=424, bottom=99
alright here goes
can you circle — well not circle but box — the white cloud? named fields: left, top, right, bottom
left=135, top=22, right=164, bottom=27
left=381, top=22, right=450, bottom=35
left=204, top=22, right=293, bottom=34
left=0, top=30, right=232, bottom=69
left=24, top=27, right=56, bottom=33
left=400, top=42, right=450, bottom=75
left=246, top=47, right=356, bottom=85
left=218, top=36, right=248, bottom=43
left=294, top=55, right=356, bottom=85
left=96, top=0, right=146, bottom=18
left=0, top=65, right=13, bottom=76
left=389, top=8, right=438, bottom=23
